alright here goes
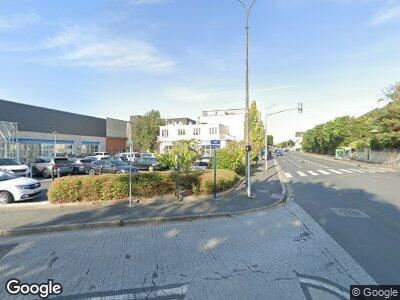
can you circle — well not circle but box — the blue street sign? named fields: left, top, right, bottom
left=210, top=140, right=221, bottom=147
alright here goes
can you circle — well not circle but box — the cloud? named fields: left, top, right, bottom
left=370, top=3, right=400, bottom=26
left=0, top=12, right=41, bottom=31
left=41, top=26, right=175, bottom=73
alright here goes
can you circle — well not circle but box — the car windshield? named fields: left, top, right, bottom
left=0, top=158, right=20, bottom=166
left=0, top=171, right=18, bottom=181
left=54, top=158, right=70, bottom=164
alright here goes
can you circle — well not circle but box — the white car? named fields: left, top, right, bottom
left=117, top=152, right=141, bottom=163
left=92, top=152, right=111, bottom=159
left=0, top=158, right=30, bottom=177
left=0, top=171, right=42, bottom=204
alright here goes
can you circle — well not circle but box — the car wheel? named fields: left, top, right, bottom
left=88, top=169, right=96, bottom=176
left=0, top=191, right=14, bottom=204
left=42, top=169, right=51, bottom=179
left=115, top=170, right=122, bottom=174
left=148, top=165, right=154, bottom=172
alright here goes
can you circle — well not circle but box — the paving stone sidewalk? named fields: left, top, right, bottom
left=0, top=199, right=375, bottom=299
left=0, top=161, right=282, bottom=233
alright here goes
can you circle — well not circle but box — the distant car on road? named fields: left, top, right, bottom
left=31, top=156, right=73, bottom=178
left=86, top=160, right=138, bottom=175
left=68, top=157, right=94, bottom=175
left=0, top=158, right=30, bottom=177
left=131, top=157, right=166, bottom=171
left=276, top=150, right=283, bottom=156
left=0, top=170, right=42, bottom=204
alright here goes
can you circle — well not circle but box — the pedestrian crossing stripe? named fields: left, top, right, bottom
left=282, top=168, right=393, bottom=179
left=307, top=171, right=318, bottom=176
left=360, top=169, right=375, bottom=173
left=328, top=169, right=343, bottom=174
left=339, top=169, right=354, bottom=173
left=296, top=171, right=307, bottom=177
left=317, top=169, right=331, bottom=175
left=348, top=169, right=365, bottom=173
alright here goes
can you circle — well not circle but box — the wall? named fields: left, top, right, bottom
left=106, top=137, right=127, bottom=154
left=0, top=99, right=106, bottom=137
left=350, top=149, right=400, bottom=165
left=106, top=118, right=129, bottom=138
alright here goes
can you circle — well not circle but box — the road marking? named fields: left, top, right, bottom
left=317, top=169, right=331, bottom=175
left=296, top=171, right=307, bottom=177
left=282, top=156, right=303, bottom=168
left=348, top=169, right=365, bottom=173
left=339, top=169, right=354, bottom=173
left=328, top=169, right=343, bottom=174
left=377, top=170, right=388, bottom=173
left=287, top=154, right=329, bottom=169
left=307, top=171, right=319, bottom=176
left=284, top=173, right=293, bottom=178
left=360, top=169, right=376, bottom=173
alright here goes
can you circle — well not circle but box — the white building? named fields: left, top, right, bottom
left=159, top=123, right=236, bottom=156
left=294, top=132, right=305, bottom=150
left=198, top=109, right=245, bottom=141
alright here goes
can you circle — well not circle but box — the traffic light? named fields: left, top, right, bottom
left=298, top=102, right=303, bottom=113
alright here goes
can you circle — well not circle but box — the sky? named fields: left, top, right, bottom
left=0, top=0, right=399, bottom=142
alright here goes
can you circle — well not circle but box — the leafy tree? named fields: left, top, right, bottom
left=132, top=110, right=164, bottom=152
left=157, top=140, right=202, bottom=173
left=348, top=140, right=369, bottom=150
left=245, top=101, right=265, bottom=161
left=276, top=139, right=295, bottom=148
left=267, top=135, right=274, bottom=147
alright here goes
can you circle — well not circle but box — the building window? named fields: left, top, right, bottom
left=161, top=130, right=168, bottom=138
left=193, top=128, right=201, bottom=136
left=209, top=127, right=217, bottom=135
left=164, top=145, right=173, bottom=153
left=178, top=129, right=186, bottom=136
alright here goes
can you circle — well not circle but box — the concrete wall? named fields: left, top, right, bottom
left=106, top=118, right=129, bottom=138
left=350, top=149, right=400, bottom=165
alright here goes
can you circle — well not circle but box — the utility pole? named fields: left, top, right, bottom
left=264, top=105, right=275, bottom=171
left=238, top=0, right=257, bottom=198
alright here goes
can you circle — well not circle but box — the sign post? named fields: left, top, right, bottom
left=126, top=123, right=133, bottom=206
left=210, top=140, right=220, bottom=200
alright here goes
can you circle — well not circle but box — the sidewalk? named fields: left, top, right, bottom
left=0, top=160, right=284, bottom=236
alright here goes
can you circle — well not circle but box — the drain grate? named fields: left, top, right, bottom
left=331, top=208, right=370, bottom=218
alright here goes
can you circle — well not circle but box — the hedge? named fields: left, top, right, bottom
left=48, top=170, right=239, bottom=203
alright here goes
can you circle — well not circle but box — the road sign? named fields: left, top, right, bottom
left=211, top=140, right=220, bottom=147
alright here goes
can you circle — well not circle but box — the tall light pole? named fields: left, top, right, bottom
left=238, top=0, right=257, bottom=198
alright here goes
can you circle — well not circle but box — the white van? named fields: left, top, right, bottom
left=118, top=152, right=141, bottom=163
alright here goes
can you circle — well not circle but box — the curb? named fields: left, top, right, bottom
left=0, top=166, right=287, bottom=238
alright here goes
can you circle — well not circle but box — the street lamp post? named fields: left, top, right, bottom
left=238, top=0, right=257, bottom=198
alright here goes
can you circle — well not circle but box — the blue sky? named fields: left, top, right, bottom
left=0, top=0, right=399, bottom=142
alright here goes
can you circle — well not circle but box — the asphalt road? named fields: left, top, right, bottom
left=275, top=151, right=400, bottom=284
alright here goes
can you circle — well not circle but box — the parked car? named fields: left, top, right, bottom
left=118, top=152, right=141, bottom=163
left=86, top=160, right=138, bottom=175
left=92, top=152, right=111, bottom=159
left=31, top=156, right=73, bottom=178
left=0, top=170, right=42, bottom=204
left=194, top=160, right=209, bottom=171
left=131, top=157, right=166, bottom=171
left=0, top=158, right=30, bottom=177
left=68, top=157, right=94, bottom=174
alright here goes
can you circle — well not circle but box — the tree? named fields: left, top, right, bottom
left=210, top=141, right=246, bottom=176
left=157, top=140, right=202, bottom=173
left=132, top=110, right=164, bottom=152
left=245, top=101, right=265, bottom=161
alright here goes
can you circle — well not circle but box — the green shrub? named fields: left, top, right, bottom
left=210, top=142, right=246, bottom=176
left=192, top=169, right=239, bottom=195
left=48, top=170, right=239, bottom=203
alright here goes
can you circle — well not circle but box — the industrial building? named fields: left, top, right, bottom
left=0, top=99, right=129, bottom=162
